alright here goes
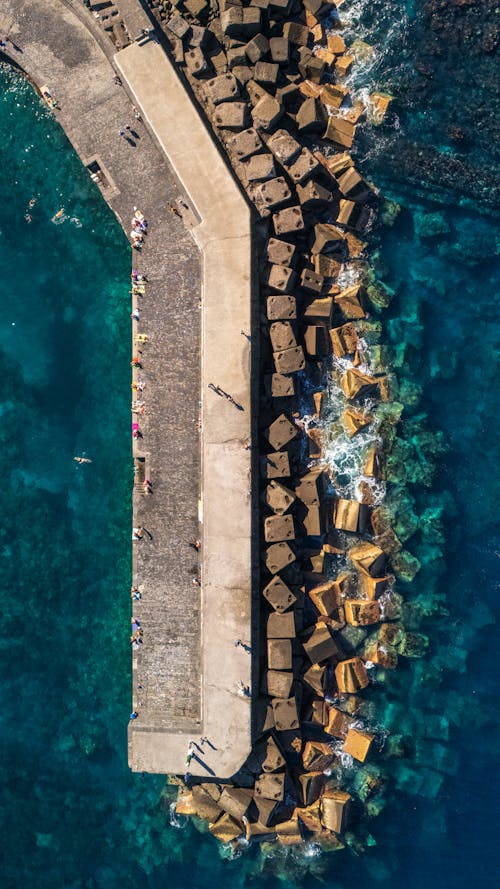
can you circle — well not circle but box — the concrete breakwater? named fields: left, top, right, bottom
left=130, top=0, right=425, bottom=849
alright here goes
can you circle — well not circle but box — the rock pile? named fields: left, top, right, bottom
left=143, top=0, right=410, bottom=852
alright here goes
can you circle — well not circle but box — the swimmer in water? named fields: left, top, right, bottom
left=28, top=198, right=36, bottom=208
left=25, top=213, right=33, bottom=223
left=74, top=455, right=92, bottom=464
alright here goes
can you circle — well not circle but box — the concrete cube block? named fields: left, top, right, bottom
left=262, top=574, right=296, bottom=611
left=267, top=637, right=293, bottom=668
left=229, top=126, right=262, bottom=159
left=206, top=73, right=240, bottom=104
left=267, top=611, right=296, bottom=638
left=257, top=176, right=291, bottom=209
left=269, top=37, right=290, bottom=64
left=270, top=373, right=295, bottom=396
left=251, top=94, right=283, bottom=131
left=264, top=513, right=295, bottom=543
left=245, top=153, right=276, bottom=181
left=266, top=294, right=297, bottom=320
left=273, top=346, right=306, bottom=373
left=267, top=263, right=295, bottom=292
left=267, top=128, right=301, bottom=165
left=245, top=33, right=270, bottom=62
left=300, top=268, right=324, bottom=293
left=287, top=148, right=321, bottom=183
left=273, top=205, right=305, bottom=236
left=254, top=61, right=280, bottom=85
left=260, top=450, right=291, bottom=480
left=269, top=321, right=296, bottom=351
left=214, top=101, right=248, bottom=129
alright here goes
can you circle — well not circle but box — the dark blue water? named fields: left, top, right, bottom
left=1, top=0, right=499, bottom=884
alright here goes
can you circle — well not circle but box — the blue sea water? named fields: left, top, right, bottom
left=0, top=0, right=499, bottom=885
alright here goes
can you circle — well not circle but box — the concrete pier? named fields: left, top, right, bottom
left=1, top=0, right=255, bottom=779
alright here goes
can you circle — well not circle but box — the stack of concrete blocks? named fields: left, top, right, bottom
left=152, top=0, right=404, bottom=847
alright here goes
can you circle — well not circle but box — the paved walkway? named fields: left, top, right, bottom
left=1, top=0, right=254, bottom=778
left=116, top=39, right=254, bottom=779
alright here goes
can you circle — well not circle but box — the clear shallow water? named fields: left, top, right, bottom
left=0, top=2, right=499, bottom=885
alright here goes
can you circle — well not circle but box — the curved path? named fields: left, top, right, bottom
left=0, top=0, right=254, bottom=778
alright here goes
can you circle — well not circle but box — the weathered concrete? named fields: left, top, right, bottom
left=1, top=0, right=254, bottom=779
left=116, top=39, right=254, bottom=779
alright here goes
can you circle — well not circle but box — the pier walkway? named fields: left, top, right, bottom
left=1, top=0, right=254, bottom=778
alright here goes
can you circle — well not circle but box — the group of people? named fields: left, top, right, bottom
left=130, top=208, right=148, bottom=250
left=130, top=616, right=143, bottom=650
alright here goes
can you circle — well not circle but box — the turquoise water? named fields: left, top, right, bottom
left=1, top=0, right=499, bottom=884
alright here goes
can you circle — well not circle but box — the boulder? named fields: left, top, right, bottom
left=255, top=60, right=280, bottom=86
left=299, top=772, right=324, bottom=806
left=300, top=268, right=324, bottom=294
left=297, top=179, right=334, bottom=210
left=270, top=36, right=290, bottom=64
left=245, top=33, right=270, bottom=63
left=320, top=82, right=349, bottom=110
left=308, top=580, right=340, bottom=618
left=333, top=498, right=370, bottom=533
left=304, top=325, right=331, bottom=357
left=269, top=321, right=297, bottom=351
left=324, top=116, right=355, bottom=149
left=325, top=706, right=349, bottom=738
left=342, top=407, right=372, bottom=436
left=335, top=54, right=354, bottom=76
left=303, top=297, right=334, bottom=326
left=252, top=94, right=283, bottom=130
left=245, top=153, right=276, bottom=181
left=276, top=816, right=303, bottom=845
left=302, top=740, right=335, bottom=771
left=221, top=7, right=261, bottom=39
left=311, top=222, right=346, bottom=254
